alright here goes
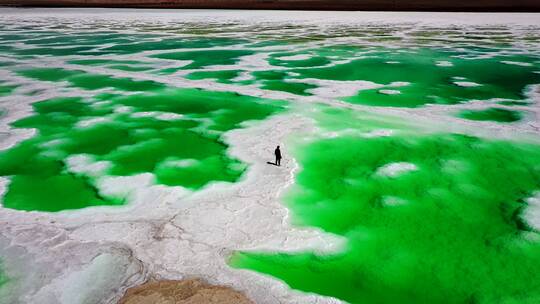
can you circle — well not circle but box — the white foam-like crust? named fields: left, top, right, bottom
left=382, top=196, right=408, bottom=206
left=436, top=61, right=454, bottom=67
left=278, top=54, right=312, bottom=61
left=376, top=162, right=418, bottom=177
left=524, top=192, right=540, bottom=231
left=501, top=61, right=534, bottom=67
left=66, top=154, right=110, bottom=178
left=76, top=116, right=111, bottom=128
left=0, top=8, right=539, bottom=304
left=131, top=111, right=184, bottom=121
left=363, top=129, right=395, bottom=138
left=379, top=89, right=401, bottom=95
left=162, top=158, right=199, bottom=168
left=231, top=71, right=255, bottom=82
left=454, top=81, right=482, bottom=87
left=300, top=78, right=380, bottom=98
left=114, top=106, right=133, bottom=114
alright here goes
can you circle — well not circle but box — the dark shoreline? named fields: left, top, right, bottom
left=2, top=1, right=540, bottom=12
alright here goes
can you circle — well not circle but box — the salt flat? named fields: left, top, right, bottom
left=0, top=8, right=539, bottom=304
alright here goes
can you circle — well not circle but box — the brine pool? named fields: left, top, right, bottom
left=0, top=8, right=539, bottom=304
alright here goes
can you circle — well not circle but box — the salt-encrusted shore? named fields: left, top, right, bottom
left=0, top=107, right=347, bottom=304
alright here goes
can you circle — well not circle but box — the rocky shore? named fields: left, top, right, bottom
left=119, top=279, right=254, bottom=304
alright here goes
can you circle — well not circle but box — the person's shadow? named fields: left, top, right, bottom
left=266, top=161, right=279, bottom=166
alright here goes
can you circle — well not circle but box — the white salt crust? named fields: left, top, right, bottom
left=376, top=162, right=418, bottom=177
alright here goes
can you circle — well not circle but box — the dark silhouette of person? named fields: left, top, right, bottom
left=275, top=146, right=282, bottom=166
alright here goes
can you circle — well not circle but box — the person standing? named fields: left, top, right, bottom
left=274, top=146, right=282, bottom=166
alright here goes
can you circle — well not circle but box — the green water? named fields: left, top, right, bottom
left=1, top=31, right=166, bottom=57
left=4, top=27, right=538, bottom=108
left=102, top=37, right=248, bottom=54
left=187, top=69, right=317, bottom=95
left=268, top=52, right=331, bottom=68
left=290, top=49, right=540, bottom=107
left=0, top=84, right=16, bottom=97
left=232, top=108, right=540, bottom=304
left=0, top=89, right=286, bottom=211
left=68, top=74, right=165, bottom=92
left=13, top=32, right=130, bottom=47
left=68, top=59, right=154, bottom=72
left=458, top=108, right=523, bottom=123
left=18, top=68, right=165, bottom=92
left=106, top=65, right=155, bottom=72
left=18, top=68, right=80, bottom=82
left=0, top=265, right=7, bottom=288
left=13, top=46, right=98, bottom=57
left=261, top=81, right=316, bottom=96
left=68, top=59, right=142, bottom=66
left=186, top=70, right=242, bottom=84
left=152, top=50, right=254, bottom=69
left=252, top=71, right=316, bottom=96
left=498, top=100, right=531, bottom=106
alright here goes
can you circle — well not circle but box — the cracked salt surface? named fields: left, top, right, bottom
left=376, top=162, right=418, bottom=177
left=0, top=112, right=346, bottom=304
